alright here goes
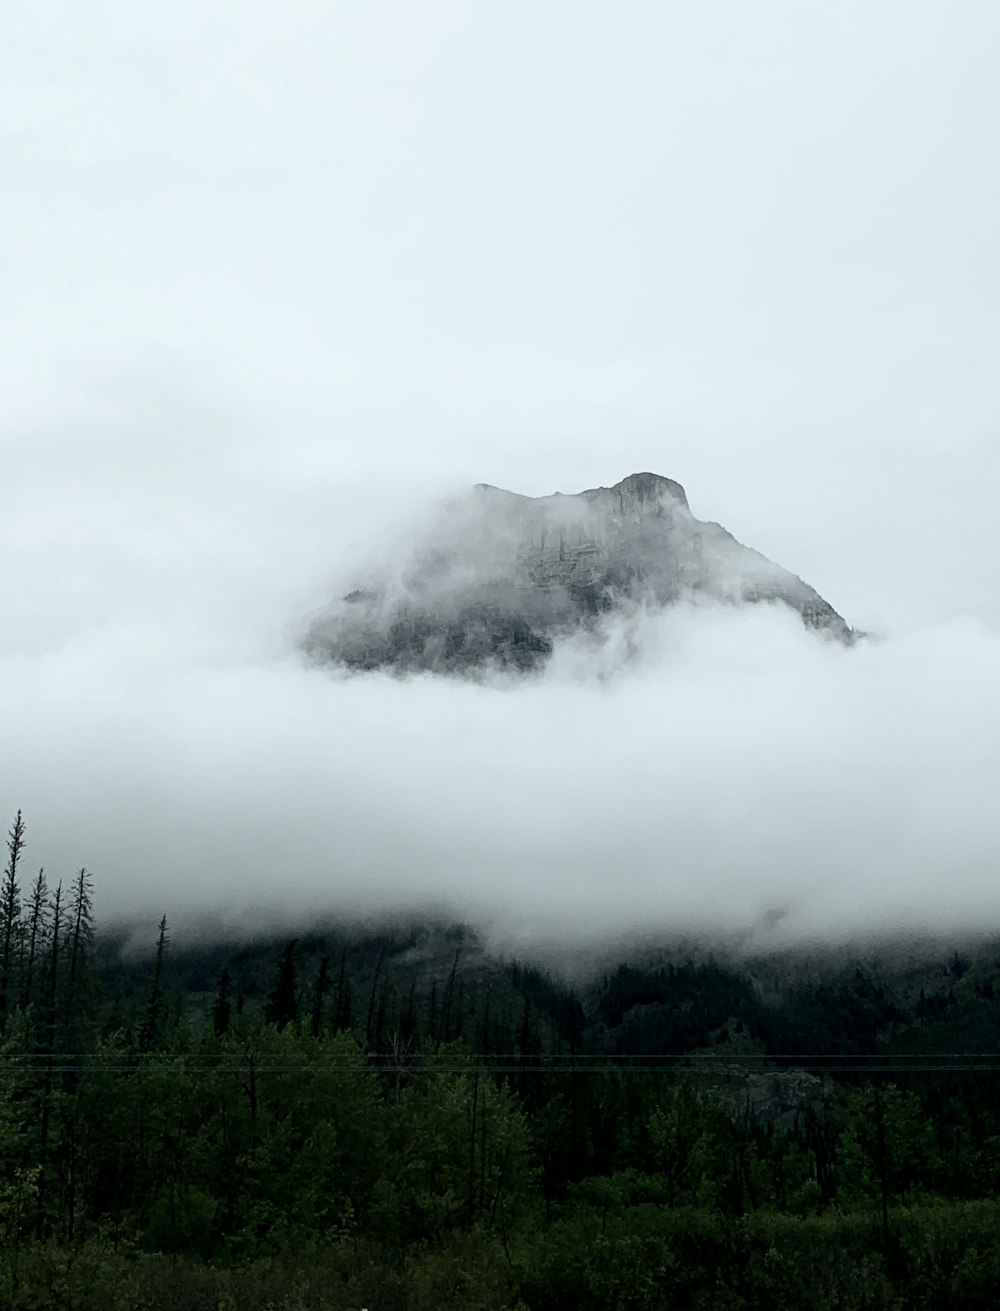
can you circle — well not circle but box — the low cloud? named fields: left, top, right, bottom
left=3, top=427, right=998, bottom=950
left=3, top=1, right=999, bottom=957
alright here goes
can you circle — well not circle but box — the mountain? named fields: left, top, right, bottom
left=303, top=472, right=855, bottom=674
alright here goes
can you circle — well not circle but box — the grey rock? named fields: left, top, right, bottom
left=304, top=472, right=855, bottom=675
left=727, top=1068, right=825, bottom=1126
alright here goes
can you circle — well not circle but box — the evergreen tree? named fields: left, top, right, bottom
left=333, top=947, right=353, bottom=1032
left=373, top=975, right=390, bottom=1052
left=35, top=880, right=62, bottom=1236
left=0, top=810, right=26, bottom=1029
left=20, top=866, right=49, bottom=1008
left=442, top=946, right=461, bottom=1043
left=43, top=881, right=63, bottom=1045
left=65, top=868, right=94, bottom=988
left=401, top=979, right=418, bottom=1047
left=139, top=916, right=169, bottom=1050
left=212, top=967, right=232, bottom=1037
left=310, top=954, right=330, bottom=1037
left=63, top=866, right=95, bottom=1044
left=364, top=944, right=385, bottom=1047
left=264, top=939, right=299, bottom=1030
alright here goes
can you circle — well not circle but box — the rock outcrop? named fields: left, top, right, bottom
left=303, top=472, right=854, bottom=674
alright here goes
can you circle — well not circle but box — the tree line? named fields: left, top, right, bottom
left=4, top=810, right=1000, bottom=1309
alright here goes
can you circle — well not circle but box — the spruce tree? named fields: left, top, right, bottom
left=442, top=947, right=461, bottom=1044
left=213, top=967, right=233, bottom=1037
left=139, top=916, right=169, bottom=1050
left=65, top=868, right=94, bottom=987
left=43, top=882, right=63, bottom=1047
left=20, top=867, right=49, bottom=1008
left=264, top=939, right=299, bottom=1030
left=333, top=947, right=352, bottom=1032
left=364, top=945, right=386, bottom=1048
left=63, top=867, right=94, bottom=1044
left=310, top=954, right=330, bottom=1037
left=0, top=810, right=26, bottom=1029
left=401, top=979, right=418, bottom=1046
left=35, top=881, right=62, bottom=1237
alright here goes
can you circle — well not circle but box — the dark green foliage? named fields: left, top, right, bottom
left=263, top=938, right=299, bottom=1029
left=8, top=811, right=1000, bottom=1307
left=0, top=809, right=26, bottom=1030
left=310, top=953, right=330, bottom=1036
left=20, top=865, right=49, bottom=1008
left=138, top=915, right=169, bottom=1051
left=63, top=865, right=95, bottom=1050
left=212, top=966, right=232, bottom=1036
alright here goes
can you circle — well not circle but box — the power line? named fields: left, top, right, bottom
left=3, top=1058, right=1000, bottom=1075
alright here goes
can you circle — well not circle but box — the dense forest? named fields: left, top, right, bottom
left=3, top=812, right=1000, bottom=1309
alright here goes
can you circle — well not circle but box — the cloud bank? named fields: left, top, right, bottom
left=2, top=2, right=999, bottom=948
left=2, top=426, right=998, bottom=948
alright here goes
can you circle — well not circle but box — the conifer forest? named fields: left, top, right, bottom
left=3, top=814, right=1000, bottom=1309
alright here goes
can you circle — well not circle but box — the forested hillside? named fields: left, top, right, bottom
left=4, top=812, right=1000, bottom=1309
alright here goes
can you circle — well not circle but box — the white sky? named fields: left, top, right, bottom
left=2, top=2, right=998, bottom=943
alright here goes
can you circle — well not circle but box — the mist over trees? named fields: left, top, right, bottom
left=2, top=813, right=1000, bottom=1308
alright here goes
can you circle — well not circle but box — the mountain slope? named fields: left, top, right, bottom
left=304, top=472, right=854, bottom=674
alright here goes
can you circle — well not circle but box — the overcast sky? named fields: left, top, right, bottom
left=2, top=2, right=998, bottom=946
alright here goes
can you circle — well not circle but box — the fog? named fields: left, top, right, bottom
left=2, top=3, right=999, bottom=946
left=2, top=434, right=998, bottom=945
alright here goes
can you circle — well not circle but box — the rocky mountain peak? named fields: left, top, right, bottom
left=585, top=470, right=689, bottom=510
left=303, top=473, right=855, bottom=675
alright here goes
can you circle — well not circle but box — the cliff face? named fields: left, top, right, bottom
left=304, top=472, right=854, bottom=674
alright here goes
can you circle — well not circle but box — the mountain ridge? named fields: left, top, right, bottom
left=303, top=472, right=855, bottom=674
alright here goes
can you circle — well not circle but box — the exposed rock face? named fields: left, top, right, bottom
left=726, top=1068, right=824, bottom=1126
left=304, top=472, right=854, bottom=674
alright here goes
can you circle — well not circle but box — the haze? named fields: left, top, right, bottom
left=2, top=2, right=998, bottom=945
